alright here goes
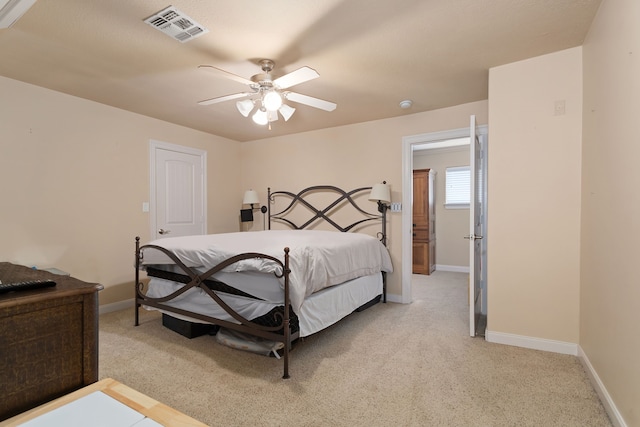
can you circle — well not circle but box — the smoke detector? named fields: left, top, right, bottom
left=399, top=100, right=413, bottom=109
left=144, top=5, right=208, bottom=43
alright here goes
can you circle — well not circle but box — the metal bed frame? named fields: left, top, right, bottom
left=134, top=185, right=387, bottom=379
left=268, top=185, right=387, bottom=301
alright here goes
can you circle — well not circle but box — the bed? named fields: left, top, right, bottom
left=134, top=185, right=393, bottom=378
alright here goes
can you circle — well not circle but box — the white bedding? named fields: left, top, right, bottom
left=141, top=230, right=393, bottom=313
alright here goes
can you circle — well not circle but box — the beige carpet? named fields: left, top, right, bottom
left=99, top=271, right=612, bottom=426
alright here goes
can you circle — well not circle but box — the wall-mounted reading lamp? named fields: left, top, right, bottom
left=241, top=189, right=267, bottom=225
left=368, top=181, right=391, bottom=246
left=369, top=181, right=391, bottom=213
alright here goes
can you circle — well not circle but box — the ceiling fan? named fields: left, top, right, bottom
left=197, top=59, right=337, bottom=126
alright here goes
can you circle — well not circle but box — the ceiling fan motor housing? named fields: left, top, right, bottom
left=259, top=59, right=275, bottom=73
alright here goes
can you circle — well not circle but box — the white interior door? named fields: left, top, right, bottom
left=468, top=116, right=485, bottom=336
left=150, top=140, right=206, bottom=240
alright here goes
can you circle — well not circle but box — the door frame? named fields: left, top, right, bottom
left=149, top=139, right=207, bottom=240
left=401, top=125, right=487, bottom=304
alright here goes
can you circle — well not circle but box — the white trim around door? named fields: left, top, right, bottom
left=401, top=125, right=487, bottom=304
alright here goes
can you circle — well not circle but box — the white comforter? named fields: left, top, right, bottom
left=141, top=230, right=393, bottom=312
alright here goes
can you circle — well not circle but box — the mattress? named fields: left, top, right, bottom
left=144, top=265, right=284, bottom=302
left=145, top=272, right=383, bottom=337
left=140, top=229, right=393, bottom=313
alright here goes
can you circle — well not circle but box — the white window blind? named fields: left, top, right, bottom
left=445, top=166, right=470, bottom=208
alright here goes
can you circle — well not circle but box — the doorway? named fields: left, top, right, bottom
left=402, top=124, right=488, bottom=331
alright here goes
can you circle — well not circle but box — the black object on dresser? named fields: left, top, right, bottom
left=0, top=262, right=103, bottom=421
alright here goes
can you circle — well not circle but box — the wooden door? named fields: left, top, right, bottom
left=413, top=169, right=435, bottom=274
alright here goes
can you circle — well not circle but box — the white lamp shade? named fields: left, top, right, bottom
left=278, top=104, right=296, bottom=121
left=369, top=183, right=391, bottom=204
left=252, top=108, right=268, bottom=125
left=236, top=99, right=254, bottom=117
left=263, top=91, right=283, bottom=111
left=243, top=190, right=260, bottom=205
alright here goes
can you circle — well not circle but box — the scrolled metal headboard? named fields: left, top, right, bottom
left=267, top=185, right=387, bottom=245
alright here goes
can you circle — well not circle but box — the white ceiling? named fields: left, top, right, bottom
left=0, top=0, right=601, bottom=142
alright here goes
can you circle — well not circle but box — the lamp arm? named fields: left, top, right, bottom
left=379, top=202, right=388, bottom=246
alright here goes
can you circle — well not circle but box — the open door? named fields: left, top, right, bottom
left=468, top=115, right=486, bottom=337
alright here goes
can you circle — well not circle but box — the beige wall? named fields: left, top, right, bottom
left=581, top=0, right=640, bottom=425
left=0, top=77, right=487, bottom=304
left=488, top=47, right=583, bottom=342
left=0, top=76, right=242, bottom=305
left=414, top=148, right=469, bottom=268
left=239, top=101, right=488, bottom=298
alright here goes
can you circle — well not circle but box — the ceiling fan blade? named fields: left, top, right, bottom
left=198, top=65, right=254, bottom=86
left=198, top=92, right=252, bottom=106
left=285, top=92, right=337, bottom=112
left=274, top=66, right=319, bottom=89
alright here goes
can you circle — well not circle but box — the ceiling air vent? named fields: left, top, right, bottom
left=144, top=5, right=208, bottom=43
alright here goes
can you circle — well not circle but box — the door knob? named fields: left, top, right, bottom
left=464, top=234, right=483, bottom=240
left=158, top=228, right=171, bottom=235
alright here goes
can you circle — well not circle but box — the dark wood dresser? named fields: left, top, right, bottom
left=0, top=262, right=103, bottom=421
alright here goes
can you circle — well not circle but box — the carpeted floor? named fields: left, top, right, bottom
left=98, top=271, right=612, bottom=426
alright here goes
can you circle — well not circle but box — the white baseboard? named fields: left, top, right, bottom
left=485, top=330, right=578, bottom=355
left=385, top=293, right=403, bottom=304
left=486, top=333, right=627, bottom=425
left=435, top=264, right=470, bottom=273
left=578, top=346, right=628, bottom=427
left=99, top=298, right=134, bottom=315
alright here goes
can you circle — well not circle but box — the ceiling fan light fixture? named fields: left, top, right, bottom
left=236, top=99, right=254, bottom=117
left=198, top=58, right=336, bottom=128
left=252, top=108, right=268, bottom=125
left=267, top=110, right=279, bottom=122
left=263, top=90, right=283, bottom=111
left=278, top=104, right=296, bottom=121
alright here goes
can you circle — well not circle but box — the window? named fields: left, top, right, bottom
left=445, top=166, right=470, bottom=208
